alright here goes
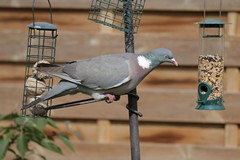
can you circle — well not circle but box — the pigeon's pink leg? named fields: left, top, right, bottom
left=105, top=94, right=116, bottom=103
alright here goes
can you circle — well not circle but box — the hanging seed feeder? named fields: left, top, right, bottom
left=22, top=0, right=58, bottom=117
left=88, top=0, right=146, bottom=34
left=196, top=19, right=229, bottom=110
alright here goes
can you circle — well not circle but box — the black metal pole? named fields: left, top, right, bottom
left=123, top=1, right=141, bottom=160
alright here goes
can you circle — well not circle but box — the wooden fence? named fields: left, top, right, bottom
left=0, top=0, right=240, bottom=159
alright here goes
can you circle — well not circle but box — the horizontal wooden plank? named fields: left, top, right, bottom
left=6, top=142, right=240, bottom=160
left=1, top=10, right=239, bottom=66
left=0, top=9, right=229, bottom=35
left=1, top=0, right=240, bottom=11
left=0, top=10, right=99, bottom=31
left=1, top=30, right=240, bottom=66
left=111, top=122, right=225, bottom=145
left=40, top=121, right=225, bottom=146
left=1, top=80, right=240, bottom=124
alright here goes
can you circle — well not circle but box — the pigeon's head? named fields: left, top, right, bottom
left=146, top=48, right=178, bottom=67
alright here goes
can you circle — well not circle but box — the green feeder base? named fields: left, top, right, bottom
left=196, top=82, right=225, bottom=110
left=196, top=98, right=225, bottom=110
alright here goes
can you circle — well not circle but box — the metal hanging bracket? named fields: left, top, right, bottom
left=28, top=0, right=57, bottom=30
left=32, top=0, right=53, bottom=25
left=126, top=93, right=142, bottom=117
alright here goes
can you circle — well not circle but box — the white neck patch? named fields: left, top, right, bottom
left=137, top=56, right=152, bottom=69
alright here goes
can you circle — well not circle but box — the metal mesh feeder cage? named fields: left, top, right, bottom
left=22, top=0, right=58, bottom=117
left=88, top=0, right=146, bottom=34
left=196, top=19, right=229, bottom=110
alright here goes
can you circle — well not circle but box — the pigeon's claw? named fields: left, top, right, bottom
left=115, top=95, right=121, bottom=101
left=105, top=94, right=118, bottom=103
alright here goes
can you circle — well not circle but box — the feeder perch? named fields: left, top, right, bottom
left=88, top=0, right=145, bottom=34
left=22, top=0, right=58, bottom=117
left=196, top=19, right=229, bottom=110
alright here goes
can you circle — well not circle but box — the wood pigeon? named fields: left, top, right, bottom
left=23, top=48, right=178, bottom=109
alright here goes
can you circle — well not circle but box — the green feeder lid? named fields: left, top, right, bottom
left=196, top=19, right=230, bottom=28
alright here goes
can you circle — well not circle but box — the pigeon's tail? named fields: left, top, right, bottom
left=37, top=63, right=80, bottom=84
left=22, top=80, right=78, bottom=110
left=37, top=63, right=64, bottom=74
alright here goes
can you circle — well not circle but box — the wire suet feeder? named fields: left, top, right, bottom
left=196, top=0, right=229, bottom=110
left=88, top=0, right=145, bottom=34
left=22, top=0, right=58, bottom=117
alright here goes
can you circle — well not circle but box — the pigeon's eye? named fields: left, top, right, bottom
left=164, top=55, right=169, bottom=59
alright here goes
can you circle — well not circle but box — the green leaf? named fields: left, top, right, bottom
left=16, top=130, right=28, bottom=158
left=31, top=136, right=43, bottom=146
left=6, top=130, right=14, bottom=139
left=15, top=117, right=27, bottom=126
left=57, top=135, right=74, bottom=151
left=0, top=113, right=19, bottom=121
left=0, top=139, right=10, bottom=159
left=34, top=118, right=47, bottom=131
left=25, top=125, right=46, bottom=141
left=0, top=127, right=5, bottom=132
left=47, top=118, right=58, bottom=129
left=40, top=140, right=62, bottom=155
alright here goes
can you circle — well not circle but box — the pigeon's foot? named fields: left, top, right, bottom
left=105, top=94, right=119, bottom=103
left=115, top=95, right=121, bottom=101
left=91, top=93, right=120, bottom=103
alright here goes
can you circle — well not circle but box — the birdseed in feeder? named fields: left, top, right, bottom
left=198, top=55, right=224, bottom=100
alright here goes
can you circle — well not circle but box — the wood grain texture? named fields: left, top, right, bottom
left=225, top=68, right=239, bottom=92
left=97, top=120, right=111, bottom=142
left=111, top=122, right=224, bottom=145
left=225, top=124, right=239, bottom=147
left=1, top=10, right=239, bottom=66
left=5, top=142, right=240, bottom=160
left=1, top=0, right=240, bottom=11
left=43, top=120, right=224, bottom=146
left=1, top=30, right=240, bottom=66
left=227, top=12, right=238, bottom=36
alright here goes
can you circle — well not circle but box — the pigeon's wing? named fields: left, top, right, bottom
left=63, top=54, right=133, bottom=90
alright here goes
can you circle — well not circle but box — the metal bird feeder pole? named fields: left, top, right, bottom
left=123, top=1, right=141, bottom=160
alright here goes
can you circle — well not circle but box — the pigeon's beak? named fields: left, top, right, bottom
left=170, top=58, right=178, bottom=66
